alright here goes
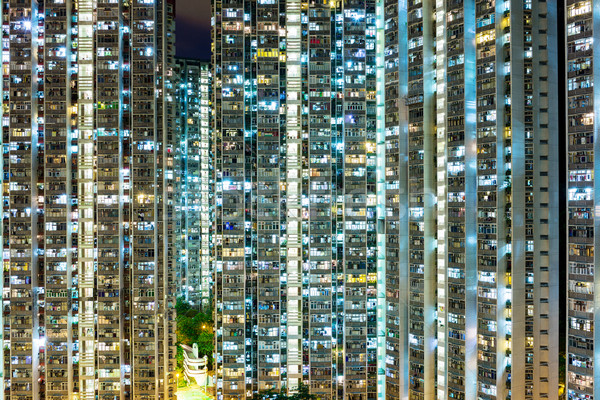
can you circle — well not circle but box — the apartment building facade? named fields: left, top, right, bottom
left=174, top=58, right=213, bottom=308
left=212, top=0, right=386, bottom=397
left=383, top=1, right=560, bottom=399
left=566, top=1, right=599, bottom=399
left=1, top=0, right=177, bottom=399
left=213, top=0, right=560, bottom=399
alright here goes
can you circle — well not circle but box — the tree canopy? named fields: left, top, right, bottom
left=175, top=296, right=214, bottom=369
left=254, top=383, right=316, bottom=400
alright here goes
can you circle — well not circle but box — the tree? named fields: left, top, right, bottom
left=176, top=313, right=200, bottom=345
left=289, top=383, right=316, bottom=400
left=176, top=344, right=184, bottom=369
left=175, top=297, right=215, bottom=369
left=175, top=296, right=192, bottom=316
left=254, top=383, right=316, bottom=400
left=255, top=388, right=288, bottom=400
left=197, top=330, right=214, bottom=369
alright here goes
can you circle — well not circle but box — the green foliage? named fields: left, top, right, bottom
left=176, top=344, right=184, bottom=369
left=176, top=296, right=192, bottom=316
left=197, top=331, right=214, bottom=359
left=176, top=297, right=215, bottom=369
left=254, top=383, right=316, bottom=400
left=289, top=383, right=317, bottom=400
left=255, top=388, right=286, bottom=400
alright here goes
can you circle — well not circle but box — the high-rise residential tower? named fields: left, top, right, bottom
left=566, top=1, right=598, bottom=399
left=174, top=58, right=213, bottom=308
left=214, top=0, right=560, bottom=399
left=212, top=0, right=385, bottom=397
left=1, top=1, right=177, bottom=399
left=383, top=1, right=560, bottom=399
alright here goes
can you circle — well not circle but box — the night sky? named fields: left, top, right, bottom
left=176, top=0, right=212, bottom=60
